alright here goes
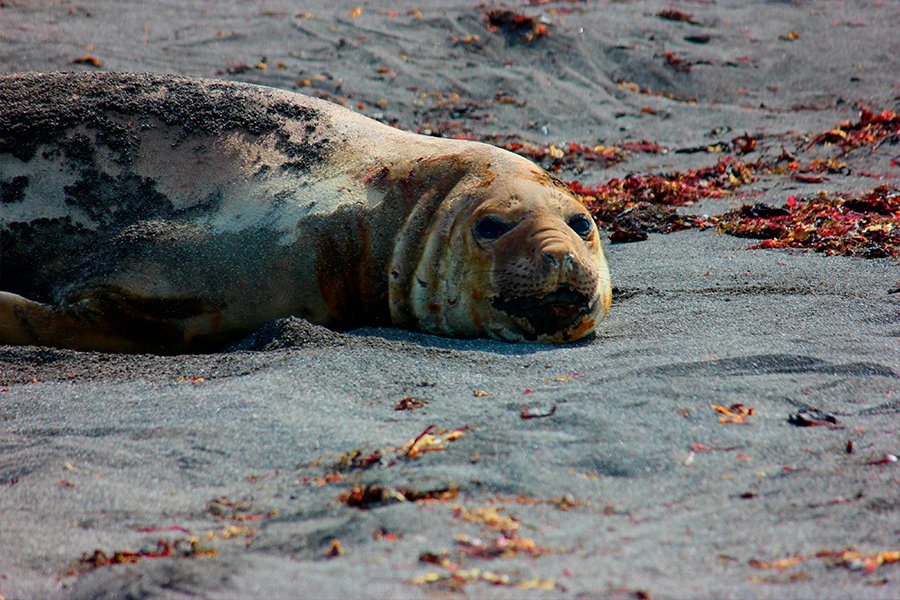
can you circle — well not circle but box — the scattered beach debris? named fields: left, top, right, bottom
left=570, top=157, right=753, bottom=243
left=455, top=532, right=547, bottom=559
left=338, top=482, right=458, bottom=509
left=749, top=548, right=900, bottom=576
left=454, top=505, right=517, bottom=533
left=208, top=497, right=276, bottom=522
left=410, top=568, right=557, bottom=591
left=327, top=424, right=469, bottom=472
left=216, top=62, right=252, bottom=75
left=663, top=51, right=696, bottom=73
left=409, top=502, right=558, bottom=590
left=616, top=78, right=697, bottom=102
left=809, top=108, right=900, bottom=154
left=716, top=185, right=898, bottom=258
left=71, top=55, right=103, bottom=67
left=657, top=9, right=700, bottom=25
left=395, top=396, right=429, bottom=411
left=573, top=156, right=756, bottom=207
left=520, top=404, right=558, bottom=419
left=134, top=525, right=192, bottom=534
left=64, top=540, right=218, bottom=576
left=711, top=403, right=754, bottom=424
left=787, top=409, right=840, bottom=428
left=63, top=522, right=261, bottom=577
left=691, top=443, right=739, bottom=452
left=485, top=9, right=549, bottom=44
left=325, top=539, right=344, bottom=557
left=866, top=453, right=897, bottom=466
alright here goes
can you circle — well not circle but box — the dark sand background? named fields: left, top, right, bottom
left=1, top=1, right=898, bottom=598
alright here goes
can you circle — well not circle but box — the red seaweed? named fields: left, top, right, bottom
left=715, top=185, right=899, bottom=258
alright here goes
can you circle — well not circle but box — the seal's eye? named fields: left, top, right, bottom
left=474, top=216, right=512, bottom=241
left=568, top=214, right=594, bottom=237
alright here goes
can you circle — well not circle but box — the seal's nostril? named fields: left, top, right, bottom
left=542, top=252, right=559, bottom=267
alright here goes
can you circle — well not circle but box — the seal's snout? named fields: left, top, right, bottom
left=539, top=244, right=579, bottom=291
left=541, top=250, right=575, bottom=271
left=504, top=224, right=596, bottom=295
left=482, top=208, right=609, bottom=342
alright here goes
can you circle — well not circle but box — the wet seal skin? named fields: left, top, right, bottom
left=0, top=72, right=611, bottom=354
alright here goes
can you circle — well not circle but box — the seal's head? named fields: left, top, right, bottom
left=389, top=152, right=611, bottom=343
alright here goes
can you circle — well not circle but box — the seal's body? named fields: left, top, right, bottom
left=0, top=72, right=610, bottom=353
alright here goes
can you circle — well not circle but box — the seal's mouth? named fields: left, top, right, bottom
left=491, top=285, right=595, bottom=337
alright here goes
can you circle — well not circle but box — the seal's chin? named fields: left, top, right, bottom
left=491, top=285, right=596, bottom=340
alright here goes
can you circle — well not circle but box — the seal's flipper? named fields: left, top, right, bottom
left=0, top=291, right=184, bottom=353
left=2, top=291, right=119, bottom=352
left=0, top=292, right=39, bottom=347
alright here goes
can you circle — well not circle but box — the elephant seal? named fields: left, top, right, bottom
left=0, top=72, right=611, bottom=354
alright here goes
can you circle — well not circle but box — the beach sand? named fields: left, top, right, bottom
left=1, top=1, right=897, bottom=598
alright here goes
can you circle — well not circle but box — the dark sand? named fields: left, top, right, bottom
left=1, top=1, right=898, bottom=598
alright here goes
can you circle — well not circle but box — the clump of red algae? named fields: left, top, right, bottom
left=715, top=185, right=898, bottom=258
